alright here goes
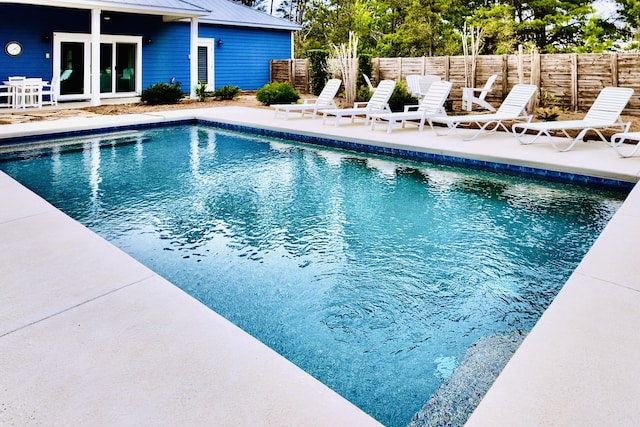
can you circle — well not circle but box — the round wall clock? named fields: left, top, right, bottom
left=5, top=41, right=23, bottom=57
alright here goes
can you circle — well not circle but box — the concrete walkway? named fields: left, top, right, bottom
left=2, top=107, right=640, bottom=426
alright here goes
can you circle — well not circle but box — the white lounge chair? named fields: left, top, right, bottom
left=322, top=79, right=396, bottom=127
left=363, top=74, right=375, bottom=91
left=513, top=87, right=634, bottom=152
left=369, top=80, right=453, bottom=133
left=406, top=74, right=441, bottom=100
left=272, top=78, right=342, bottom=120
left=461, top=74, right=498, bottom=111
left=431, top=83, right=538, bottom=140
left=611, top=132, right=640, bottom=158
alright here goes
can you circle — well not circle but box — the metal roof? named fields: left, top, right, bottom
left=191, top=0, right=300, bottom=31
left=2, top=0, right=209, bottom=17
left=3, top=0, right=299, bottom=30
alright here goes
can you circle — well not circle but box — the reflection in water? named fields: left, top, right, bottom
left=0, top=125, right=628, bottom=427
left=88, top=139, right=101, bottom=208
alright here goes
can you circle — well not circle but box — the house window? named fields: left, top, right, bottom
left=197, top=46, right=208, bottom=84
left=197, top=38, right=215, bottom=91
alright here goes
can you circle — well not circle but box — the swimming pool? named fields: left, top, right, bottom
left=0, top=124, right=628, bottom=426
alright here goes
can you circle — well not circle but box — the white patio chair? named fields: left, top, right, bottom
left=418, top=75, right=441, bottom=97
left=369, top=80, right=452, bottom=133
left=41, top=77, right=59, bottom=106
left=322, top=79, right=397, bottom=127
left=23, top=78, right=44, bottom=109
left=431, top=83, right=538, bottom=140
left=363, top=74, right=375, bottom=91
left=405, top=75, right=422, bottom=98
left=611, top=131, right=640, bottom=158
left=0, top=84, right=13, bottom=108
left=461, top=74, right=498, bottom=112
left=513, top=87, right=634, bottom=152
left=272, top=78, right=341, bottom=120
left=8, top=76, right=27, bottom=109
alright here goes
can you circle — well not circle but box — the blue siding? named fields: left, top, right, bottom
left=0, top=5, right=89, bottom=82
left=199, top=26, right=292, bottom=90
left=0, top=4, right=293, bottom=95
left=143, top=23, right=192, bottom=91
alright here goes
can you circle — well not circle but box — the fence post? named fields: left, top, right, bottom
left=374, top=58, right=381, bottom=85
left=444, top=56, right=450, bottom=81
left=611, top=52, right=619, bottom=87
left=531, top=49, right=541, bottom=111
left=304, top=59, right=310, bottom=93
left=501, top=54, right=508, bottom=98
left=289, top=59, right=294, bottom=86
left=571, top=53, right=578, bottom=112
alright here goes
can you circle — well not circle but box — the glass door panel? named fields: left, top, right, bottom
left=100, top=43, right=113, bottom=93
left=60, top=42, right=84, bottom=95
left=116, top=43, right=136, bottom=93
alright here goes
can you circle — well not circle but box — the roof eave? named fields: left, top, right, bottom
left=198, top=18, right=300, bottom=31
left=1, top=0, right=209, bottom=17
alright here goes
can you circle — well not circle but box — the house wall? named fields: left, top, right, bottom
left=0, top=5, right=90, bottom=81
left=199, top=25, right=292, bottom=90
left=0, top=4, right=293, bottom=95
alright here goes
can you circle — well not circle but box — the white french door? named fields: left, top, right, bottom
left=53, top=32, right=142, bottom=101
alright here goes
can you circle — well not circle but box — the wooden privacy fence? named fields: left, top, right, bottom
left=270, top=53, right=640, bottom=114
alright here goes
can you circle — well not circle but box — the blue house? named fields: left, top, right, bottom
left=0, top=0, right=299, bottom=105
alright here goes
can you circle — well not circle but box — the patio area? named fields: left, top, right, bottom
left=1, top=106, right=640, bottom=426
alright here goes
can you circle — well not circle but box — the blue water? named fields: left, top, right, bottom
left=0, top=125, right=627, bottom=426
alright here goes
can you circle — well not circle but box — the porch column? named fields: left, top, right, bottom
left=91, top=9, right=101, bottom=106
left=190, top=17, right=198, bottom=100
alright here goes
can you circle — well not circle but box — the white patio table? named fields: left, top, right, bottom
left=2, top=77, right=46, bottom=109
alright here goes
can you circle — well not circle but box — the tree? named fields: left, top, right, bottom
left=287, top=0, right=632, bottom=57
left=511, top=0, right=595, bottom=52
left=377, top=0, right=459, bottom=56
left=467, top=4, right=519, bottom=54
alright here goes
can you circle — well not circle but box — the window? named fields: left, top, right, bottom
left=197, top=38, right=215, bottom=91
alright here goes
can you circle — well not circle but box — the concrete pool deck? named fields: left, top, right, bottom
left=1, top=106, right=640, bottom=426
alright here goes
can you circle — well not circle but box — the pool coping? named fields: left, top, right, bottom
left=2, top=107, right=640, bottom=426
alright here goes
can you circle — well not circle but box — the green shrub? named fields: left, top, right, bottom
left=194, top=81, right=208, bottom=102
left=357, top=54, right=373, bottom=89
left=388, top=82, right=418, bottom=112
left=212, top=85, right=241, bottom=100
left=256, top=82, right=300, bottom=105
left=356, top=85, right=373, bottom=103
left=307, top=49, right=329, bottom=95
left=535, top=106, right=561, bottom=121
left=141, top=82, right=184, bottom=105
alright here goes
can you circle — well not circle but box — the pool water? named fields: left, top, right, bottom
left=0, top=125, right=627, bottom=426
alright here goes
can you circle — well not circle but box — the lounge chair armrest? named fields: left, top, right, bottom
left=354, top=101, right=369, bottom=108
left=403, top=104, right=420, bottom=112
left=302, top=98, right=318, bottom=104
